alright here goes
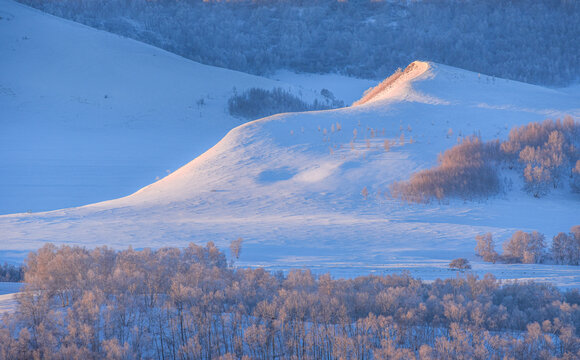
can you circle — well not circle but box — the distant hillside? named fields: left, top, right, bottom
left=17, top=0, right=580, bottom=86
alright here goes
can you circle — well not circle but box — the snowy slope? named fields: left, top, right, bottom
left=0, top=0, right=346, bottom=215
left=2, top=53, right=579, bottom=287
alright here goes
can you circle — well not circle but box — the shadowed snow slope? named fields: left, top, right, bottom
left=0, top=0, right=328, bottom=214
left=2, top=0, right=580, bottom=286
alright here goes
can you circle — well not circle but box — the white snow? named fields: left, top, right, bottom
left=0, top=0, right=326, bottom=215
left=1, top=0, right=580, bottom=288
left=0, top=283, right=22, bottom=314
left=270, top=69, right=377, bottom=105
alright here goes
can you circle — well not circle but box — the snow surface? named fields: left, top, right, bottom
left=270, top=69, right=376, bottom=106
left=0, top=0, right=331, bottom=215
left=1, top=1, right=580, bottom=288
left=0, top=283, right=22, bottom=314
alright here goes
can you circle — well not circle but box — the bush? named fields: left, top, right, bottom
left=449, top=258, right=471, bottom=270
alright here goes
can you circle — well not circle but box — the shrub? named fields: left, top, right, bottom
left=449, top=258, right=471, bottom=270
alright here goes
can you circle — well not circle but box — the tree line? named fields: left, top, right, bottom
left=17, top=0, right=580, bottom=86
left=228, top=87, right=343, bottom=120
left=391, top=117, right=580, bottom=202
left=0, top=263, right=23, bottom=282
left=476, top=226, right=580, bottom=265
left=1, top=243, right=579, bottom=359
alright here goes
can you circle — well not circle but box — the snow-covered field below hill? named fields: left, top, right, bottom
left=0, top=283, right=23, bottom=314
left=1, top=1, right=579, bottom=289
left=0, top=0, right=351, bottom=215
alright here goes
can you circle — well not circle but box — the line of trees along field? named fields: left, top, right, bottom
left=0, top=263, right=23, bottom=282
left=391, top=117, right=580, bottom=203
left=476, top=226, right=580, bottom=265
left=228, top=87, right=344, bottom=120
left=1, top=243, right=579, bottom=359
left=17, top=0, right=580, bottom=86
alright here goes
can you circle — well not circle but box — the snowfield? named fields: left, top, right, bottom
left=0, top=0, right=335, bottom=215
left=1, top=0, right=579, bottom=287
left=0, top=283, right=22, bottom=314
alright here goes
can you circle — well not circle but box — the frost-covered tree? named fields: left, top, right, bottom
left=503, top=231, right=546, bottom=264
left=16, top=0, right=580, bottom=86
left=552, top=228, right=580, bottom=265
left=475, top=233, right=498, bottom=263
left=449, top=258, right=471, bottom=270
left=2, top=243, right=579, bottom=359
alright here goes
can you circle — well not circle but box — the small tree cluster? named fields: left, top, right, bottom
left=503, top=230, right=547, bottom=264
left=390, top=136, right=502, bottom=202
left=552, top=226, right=580, bottom=265
left=448, top=258, right=471, bottom=270
left=476, top=227, right=580, bottom=265
left=392, top=117, right=579, bottom=202
left=0, top=263, right=24, bottom=282
left=228, top=87, right=343, bottom=120
left=1, top=243, right=579, bottom=359
left=502, top=117, right=579, bottom=197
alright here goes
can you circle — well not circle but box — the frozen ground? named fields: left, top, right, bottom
left=1, top=1, right=579, bottom=288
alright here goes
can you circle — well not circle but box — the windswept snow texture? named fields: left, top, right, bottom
left=2, top=54, right=580, bottom=286
left=0, top=0, right=330, bottom=215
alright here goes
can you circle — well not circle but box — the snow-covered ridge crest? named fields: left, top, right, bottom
left=353, top=61, right=435, bottom=106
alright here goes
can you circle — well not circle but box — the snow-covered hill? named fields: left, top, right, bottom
left=0, top=0, right=373, bottom=215
left=2, top=48, right=579, bottom=286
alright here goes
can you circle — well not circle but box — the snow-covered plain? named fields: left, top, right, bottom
left=1, top=1, right=579, bottom=287
left=0, top=283, right=22, bottom=314
left=0, top=0, right=330, bottom=215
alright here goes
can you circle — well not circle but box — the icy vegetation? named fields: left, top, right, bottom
left=391, top=118, right=580, bottom=202
left=390, top=136, right=503, bottom=202
left=476, top=226, right=580, bottom=266
left=16, top=0, right=580, bottom=86
left=0, top=244, right=579, bottom=359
